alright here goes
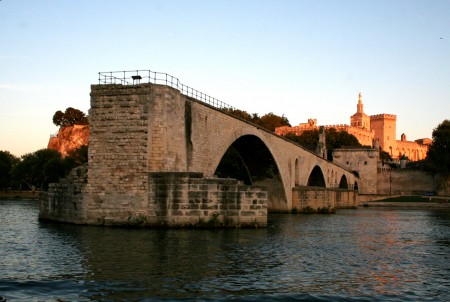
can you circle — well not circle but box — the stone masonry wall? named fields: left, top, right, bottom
left=377, top=169, right=434, bottom=195
left=39, top=164, right=88, bottom=224
left=292, top=186, right=357, bottom=213
left=86, top=84, right=150, bottom=224
left=147, top=172, right=267, bottom=227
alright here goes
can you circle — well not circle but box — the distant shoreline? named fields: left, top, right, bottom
left=360, top=201, right=450, bottom=209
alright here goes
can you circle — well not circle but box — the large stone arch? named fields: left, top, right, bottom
left=211, top=129, right=288, bottom=212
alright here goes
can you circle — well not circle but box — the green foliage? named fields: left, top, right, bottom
left=426, top=119, right=450, bottom=178
left=12, top=149, right=62, bottom=191
left=221, top=109, right=290, bottom=132
left=285, top=129, right=319, bottom=151
left=53, top=107, right=88, bottom=127
left=380, top=148, right=393, bottom=163
left=255, top=112, right=291, bottom=131
left=10, top=145, right=89, bottom=191
left=67, top=145, right=89, bottom=166
left=0, top=151, right=19, bottom=190
left=283, top=128, right=362, bottom=160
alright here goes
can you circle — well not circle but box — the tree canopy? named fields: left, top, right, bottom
left=426, top=119, right=450, bottom=178
left=283, top=128, right=362, bottom=160
left=221, top=109, right=290, bottom=132
left=53, top=107, right=89, bottom=127
left=0, top=151, right=19, bottom=190
left=10, top=145, right=89, bottom=191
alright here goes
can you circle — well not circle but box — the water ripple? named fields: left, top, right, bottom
left=1, top=200, right=450, bottom=301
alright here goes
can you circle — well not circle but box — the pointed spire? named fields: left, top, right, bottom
left=357, top=92, right=363, bottom=113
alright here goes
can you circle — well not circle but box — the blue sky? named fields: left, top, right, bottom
left=1, top=0, right=449, bottom=157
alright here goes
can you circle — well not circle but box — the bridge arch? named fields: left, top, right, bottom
left=212, top=131, right=287, bottom=212
left=307, top=165, right=326, bottom=187
left=339, top=175, right=348, bottom=189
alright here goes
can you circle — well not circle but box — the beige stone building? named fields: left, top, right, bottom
left=276, top=93, right=430, bottom=161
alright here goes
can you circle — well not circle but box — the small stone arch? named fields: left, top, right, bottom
left=338, top=175, right=348, bottom=189
left=307, top=165, right=326, bottom=187
left=354, top=181, right=359, bottom=192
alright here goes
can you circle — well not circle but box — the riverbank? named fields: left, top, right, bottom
left=359, top=195, right=450, bottom=209
left=0, top=190, right=40, bottom=200
left=361, top=201, right=450, bottom=209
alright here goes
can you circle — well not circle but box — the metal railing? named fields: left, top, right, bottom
left=98, top=70, right=236, bottom=111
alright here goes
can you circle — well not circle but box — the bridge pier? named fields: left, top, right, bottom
left=292, top=186, right=358, bottom=213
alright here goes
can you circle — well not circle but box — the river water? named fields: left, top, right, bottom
left=1, top=199, right=449, bottom=302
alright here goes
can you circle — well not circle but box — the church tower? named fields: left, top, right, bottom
left=350, top=93, right=371, bottom=130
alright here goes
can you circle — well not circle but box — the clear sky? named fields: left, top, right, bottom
left=1, top=0, right=449, bottom=157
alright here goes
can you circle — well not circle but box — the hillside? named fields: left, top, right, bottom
left=48, top=124, right=89, bottom=157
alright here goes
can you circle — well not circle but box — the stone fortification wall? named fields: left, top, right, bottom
left=39, top=164, right=88, bottom=224
left=292, top=186, right=357, bottom=213
left=148, top=172, right=267, bottom=227
left=377, top=169, right=434, bottom=195
left=396, top=140, right=428, bottom=161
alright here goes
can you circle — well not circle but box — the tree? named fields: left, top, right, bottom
left=66, top=145, right=88, bottom=166
left=426, top=119, right=450, bottom=178
left=221, top=109, right=290, bottom=132
left=283, top=128, right=362, bottom=160
left=11, top=146, right=89, bottom=192
left=221, top=108, right=254, bottom=122
left=52, top=107, right=88, bottom=127
left=379, top=148, right=393, bottom=164
left=12, top=149, right=63, bottom=191
left=255, top=113, right=291, bottom=132
left=0, top=151, right=19, bottom=190
left=284, top=130, right=319, bottom=151
left=52, top=110, right=65, bottom=127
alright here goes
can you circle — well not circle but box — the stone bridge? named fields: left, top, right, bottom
left=40, top=71, right=358, bottom=227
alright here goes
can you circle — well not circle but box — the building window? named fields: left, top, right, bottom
left=364, top=161, right=368, bottom=165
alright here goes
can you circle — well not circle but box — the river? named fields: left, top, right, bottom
left=1, top=199, right=449, bottom=301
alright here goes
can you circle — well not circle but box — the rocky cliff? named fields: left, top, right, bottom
left=48, top=125, right=89, bottom=157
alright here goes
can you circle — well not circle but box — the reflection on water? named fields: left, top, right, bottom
left=1, top=199, right=449, bottom=301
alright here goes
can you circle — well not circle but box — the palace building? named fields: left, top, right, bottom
left=275, top=93, right=430, bottom=161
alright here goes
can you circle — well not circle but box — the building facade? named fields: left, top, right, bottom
left=275, top=93, right=430, bottom=161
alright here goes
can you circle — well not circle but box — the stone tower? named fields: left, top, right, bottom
left=350, top=93, right=371, bottom=130
left=370, top=114, right=397, bottom=156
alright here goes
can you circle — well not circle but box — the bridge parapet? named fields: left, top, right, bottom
left=98, top=70, right=236, bottom=111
